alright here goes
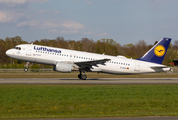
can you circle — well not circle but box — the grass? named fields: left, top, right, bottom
left=1, top=85, right=178, bottom=119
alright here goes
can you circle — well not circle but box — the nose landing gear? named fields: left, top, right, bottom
left=24, top=62, right=29, bottom=72
left=24, top=68, right=28, bottom=72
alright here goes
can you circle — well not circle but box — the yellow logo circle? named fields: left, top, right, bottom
left=154, top=45, right=165, bottom=57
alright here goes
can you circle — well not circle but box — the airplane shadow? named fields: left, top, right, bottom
left=59, top=78, right=105, bottom=81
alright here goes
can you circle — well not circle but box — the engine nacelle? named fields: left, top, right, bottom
left=53, top=62, right=72, bottom=73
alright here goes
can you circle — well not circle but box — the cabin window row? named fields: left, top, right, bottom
left=35, top=50, right=130, bottom=66
left=106, top=61, right=130, bottom=66
left=36, top=51, right=97, bottom=60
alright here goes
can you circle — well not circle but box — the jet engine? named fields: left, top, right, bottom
left=53, top=62, right=72, bottom=73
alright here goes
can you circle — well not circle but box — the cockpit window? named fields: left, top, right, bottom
left=13, top=47, right=21, bottom=50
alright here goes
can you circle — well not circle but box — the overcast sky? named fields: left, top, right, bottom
left=0, top=0, right=177, bottom=45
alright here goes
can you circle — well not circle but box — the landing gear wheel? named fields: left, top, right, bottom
left=24, top=62, right=29, bottom=72
left=81, top=74, right=87, bottom=80
left=78, top=74, right=82, bottom=79
left=24, top=68, right=28, bottom=72
left=78, top=69, right=87, bottom=80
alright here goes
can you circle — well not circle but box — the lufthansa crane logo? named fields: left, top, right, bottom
left=154, top=45, right=165, bottom=57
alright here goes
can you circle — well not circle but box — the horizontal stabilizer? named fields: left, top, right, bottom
left=149, top=65, right=168, bottom=68
left=150, top=65, right=171, bottom=72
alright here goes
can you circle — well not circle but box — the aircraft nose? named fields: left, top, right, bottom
left=6, top=49, right=11, bottom=56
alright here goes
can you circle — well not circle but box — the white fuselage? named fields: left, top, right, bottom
left=6, top=44, right=169, bottom=74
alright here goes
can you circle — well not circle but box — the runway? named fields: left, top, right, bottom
left=1, top=78, right=178, bottom=84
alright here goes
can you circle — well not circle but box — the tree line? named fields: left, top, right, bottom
left=0, top=36, right=178, bottom=68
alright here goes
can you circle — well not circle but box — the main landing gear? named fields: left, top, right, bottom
left=78, top=70, right=87, bottom=80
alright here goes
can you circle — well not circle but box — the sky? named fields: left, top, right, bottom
left=0, top=0, right=178, bottom=45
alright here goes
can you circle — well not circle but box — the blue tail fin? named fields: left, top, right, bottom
left=137, top=38, right=171, bottom=64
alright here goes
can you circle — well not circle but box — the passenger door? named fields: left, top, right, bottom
left=26, top=45, right=32, bottom=56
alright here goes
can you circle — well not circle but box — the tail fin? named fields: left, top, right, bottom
left=137, top=38, right=171, bottom=64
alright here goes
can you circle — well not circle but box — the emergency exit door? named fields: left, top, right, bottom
left=135, top=61, right=140, bottom=71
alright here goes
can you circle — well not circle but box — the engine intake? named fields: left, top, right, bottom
left=53, top=62, right=72, bottom=73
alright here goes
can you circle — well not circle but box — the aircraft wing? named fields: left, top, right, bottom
left=74, top=58, right=111, bottom=68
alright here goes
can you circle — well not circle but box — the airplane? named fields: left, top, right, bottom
left=6, top=37, right=171, bottom=80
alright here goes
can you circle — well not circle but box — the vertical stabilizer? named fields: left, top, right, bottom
left=138, top=38, right=171, bottom=64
